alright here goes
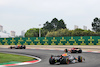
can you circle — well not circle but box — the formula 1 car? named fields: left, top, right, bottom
left=64, top=47, right=82, bottom=53
left=49, top=53, right=85, bottom=64
left=9, top=45, right=26, bottom=49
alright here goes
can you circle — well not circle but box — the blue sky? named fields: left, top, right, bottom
left=0, top=0, right=100, bottom=35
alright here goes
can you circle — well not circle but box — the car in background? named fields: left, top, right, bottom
left=64, top=47, right=82, bottom=53
left=9, top=45, right=26, bottom=49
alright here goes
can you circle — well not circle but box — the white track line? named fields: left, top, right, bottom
left=0, top=53, right=41, bottom=67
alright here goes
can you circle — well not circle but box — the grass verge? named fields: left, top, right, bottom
left=0, top=53, right=35, bottom=63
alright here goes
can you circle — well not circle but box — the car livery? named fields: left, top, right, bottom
left=9, top=45, right=26, bottom=49
left=65, top=47, right=82, bottom=53
left=49, top=53, right=85, bottom=65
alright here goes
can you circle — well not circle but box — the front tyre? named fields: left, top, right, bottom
left=60, top=57, right=69, bottom=64
left=23, top=45, right=26, bottom=49
left=10, top=46, right=12, bottom=49
left=78, top=56, right=82, bottom=62
left=78, top=50, right=82, bottom=53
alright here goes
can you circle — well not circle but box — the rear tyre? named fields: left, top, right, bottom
left=49, top=58, right=55, bottom=64
left=78, top=56, right=82, bottom=62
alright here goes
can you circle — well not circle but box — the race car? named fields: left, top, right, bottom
left=9, top=45, right=26, bottom=49
left=49, top=53, right=85, bottom=65
left=64, top=47, right=82, bottom=53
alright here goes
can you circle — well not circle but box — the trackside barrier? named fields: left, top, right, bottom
left=0, top=36, right=100, bottom=45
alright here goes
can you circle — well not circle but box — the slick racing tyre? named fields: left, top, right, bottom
left=23, top=45, right=26, bottom=49
left=60, top=57, right=69, bottom=64
left=66, top=58, right=69, bottom=64
left=10, top=46, right=12, bottom=49
left=49, top=58, right=55, bottom=64
left=78, top=56, right=82, bottom=62
left=78, top=50, right=82, bottom=53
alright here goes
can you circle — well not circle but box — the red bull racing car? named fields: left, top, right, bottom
left=49, top=53, right=85, bottom=65
left=9, top=45, right=26, bottom=49
left=65, top=47, right=82, bottom=53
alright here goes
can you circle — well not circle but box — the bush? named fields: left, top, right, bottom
left=45, top=28, right=100, bottom=37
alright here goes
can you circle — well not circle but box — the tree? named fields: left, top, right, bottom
left=51, top=18, right=58, bottom=30
left=43, top=18, right=66, bottom=31
left=43, top=21, right=54, bottom=31
left=57, top=19, right=66, bottom=30
left=92, top=17, right=100, bottom=32
left=41, top=28, right=48, bottom=37
left=25, top=28, right=39, bottom=37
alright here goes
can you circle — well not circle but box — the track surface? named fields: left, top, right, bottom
left=0, top=48, right=100, bottom=67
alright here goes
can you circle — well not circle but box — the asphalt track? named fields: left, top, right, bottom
left=0, top=48, right=100, bottom=67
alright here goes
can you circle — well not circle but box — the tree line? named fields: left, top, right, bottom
left=25, top=17, right=100, bottom=37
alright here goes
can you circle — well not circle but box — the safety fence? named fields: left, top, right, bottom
left=0, top=36, right=100, bottom=45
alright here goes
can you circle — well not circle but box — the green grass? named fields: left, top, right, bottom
left=0, top=53, right=35, bottom=63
